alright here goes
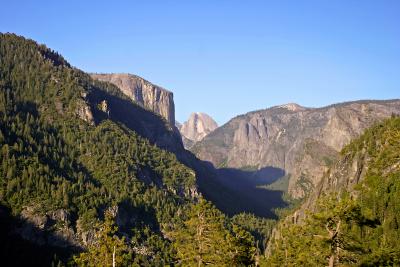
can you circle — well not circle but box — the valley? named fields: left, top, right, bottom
left=0, top=33, right=399, bottom=266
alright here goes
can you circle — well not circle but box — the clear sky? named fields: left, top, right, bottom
left=1, top=1, right=399, bottom=125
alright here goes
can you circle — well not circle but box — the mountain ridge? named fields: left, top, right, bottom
left=193, top=99, right=400, bottom=198
left=265, top=116, right=400, bottom=265
left=1, top=32, right=399, bottom=266
left=0, top=33, right=200, bottom=265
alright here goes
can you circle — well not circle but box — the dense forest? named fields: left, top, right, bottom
left=264, top=117, right=400, bottom=266
left=2, top=33, right=399, bottom=267
left=0, top=33, right=261, bottom=266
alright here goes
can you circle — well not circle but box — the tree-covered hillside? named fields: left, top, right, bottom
left=264, top=117, right=400, bottom=266
left=0, top=33, right=256, bottom=266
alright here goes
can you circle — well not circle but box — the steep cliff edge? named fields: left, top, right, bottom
left=179, top=112, right=218, bottom=148
left=265, top=117, right=400, bottom=266
left=192, top=100, right=400, bottom=198
left=0, top=33, right=200, bottom=264
left=91, top=73, right=175, bottom=126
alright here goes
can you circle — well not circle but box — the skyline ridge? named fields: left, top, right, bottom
left=1, top=1, right=399, bottom=124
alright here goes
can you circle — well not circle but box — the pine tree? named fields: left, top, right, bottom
left=73, top=211, right=132, bottom=266
left=172, top=200, right=256, bottom=266
left=227, top=224, right=257, bottom=266
left=172, top=200, right=230, bottom=266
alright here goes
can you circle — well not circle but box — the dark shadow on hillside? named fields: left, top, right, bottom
left=217, top=166, right=285, bottom=187
left=114, top=199, right=161, bottom=235
left=0, top=205, right=80, bottom=267
left=88, top=87, right=184, bottom=154
left=86, top=87, right=289, bottom=219
left=196, top=165, right=288, bottom=219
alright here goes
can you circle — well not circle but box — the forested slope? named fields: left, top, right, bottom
left=0, top=33, right=256, bottom=266
left=265, top=117, right=400, bottom=266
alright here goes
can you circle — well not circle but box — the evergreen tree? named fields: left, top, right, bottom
left=227, top=224, right=257, bottom=266
left=172, top=200, right=230, bottom=266
left=265, top=117, right=400, bottom=266
left=172, top=200, right=256, bottom=266
left=73, top=211, right=132, bottom=267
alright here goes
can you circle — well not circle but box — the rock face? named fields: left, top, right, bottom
left=91, top=73, right=175, bottom=126
left=179, top=112, right=218, bottom=147
left=266, top=117, right=400, bottom=263
left=192, top=100, right=400, bottom=198
left=18, top=206, right=82, bottom=248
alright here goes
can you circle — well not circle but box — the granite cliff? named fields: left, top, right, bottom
left=265, top=117, right=400, bottom=266
left=192, top=100, right=400, bottom=199
left=91, top=73, right=175, bottom=126
left=0, top=34, right=202, bottom=265
left=178, top=112, right=218, bottom=148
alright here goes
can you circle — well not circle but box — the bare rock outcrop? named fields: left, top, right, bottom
left=76, top=99, right=94, bottom=125
left=179, top=112, right=218, bottom=148
left=91, top=73, right=175, bottom=126
left=192, top=100, right=400, bottom=198
left=18, top=206, right=81, bottom=248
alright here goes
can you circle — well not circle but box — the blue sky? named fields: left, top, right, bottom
left=1, top=1, right=399, bottom=125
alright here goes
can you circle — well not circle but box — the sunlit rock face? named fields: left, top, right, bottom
left=179, top=112, right=218, bottom=148
left=192, top=100, right=400, bottom=198
left=91, top=73, right=175, bottom=126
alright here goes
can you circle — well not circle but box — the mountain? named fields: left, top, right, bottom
left=3, top=32, right=399, bottom=266
left=0, top=33, right=258, bottom=266
left=192, top=100, right=400, bottom=199
left=90, top=73, right=175, bottom=127
left=265, top=116, right=400, bottom=266
left=0, top=33, right=196, bottom=265
left=179, top=112, right=218, bottom=148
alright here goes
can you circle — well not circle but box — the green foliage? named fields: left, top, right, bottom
left=172, top=199, right=256, bottom=266
left=231, top=213, right=276, bottom=252
left=295, top=173, right=313, bottom=197
left=73, top=211, right=132, bottom=267
left=0, top=33, right=258, bottom=266
left=263, top=174, right=290, bottom=192
left=227, top=224, right=258, bottom=266
left=265, top=194, right=375, bottom=266
left=0, top=33, right=195, bottom=264
left=265, top=117, right=400, bottom=266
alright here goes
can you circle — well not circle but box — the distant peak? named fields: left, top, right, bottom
left=179, top=112, right=218, bottom=144
left=192, top=112, right=209, bottom=117
left=276, top=103, right=306, bottom=111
